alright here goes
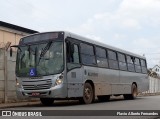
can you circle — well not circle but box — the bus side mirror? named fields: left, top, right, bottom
left=10, top=47, right=13, bottom=57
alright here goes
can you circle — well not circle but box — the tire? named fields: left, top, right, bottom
left=40, top=98, right=54, bottom=106
left=124, top=84, right=137, bottom=100
left=98, top=95, right=110, bottom=102
left=79, top=83, right=94, bottom=104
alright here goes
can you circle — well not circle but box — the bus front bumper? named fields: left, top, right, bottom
left=16, top=84, right=67, bottom=99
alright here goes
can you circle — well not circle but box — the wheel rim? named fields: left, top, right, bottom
left=84, top=87, right=91, bottom=100
left=82, top=83, right=94, bottom=104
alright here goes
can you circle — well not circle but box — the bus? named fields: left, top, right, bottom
left=10, top=31, right=149, bottom=105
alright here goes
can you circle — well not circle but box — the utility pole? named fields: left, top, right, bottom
left=4, top=48, right=7, bottom=103
left=4, top=42, right=11, bottom=103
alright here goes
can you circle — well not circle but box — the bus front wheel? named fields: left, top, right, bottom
left=40, top=98, right=54, bottom=106
left=79, top=83, right=94, bottom=104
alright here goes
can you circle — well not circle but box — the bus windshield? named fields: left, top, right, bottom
left=16, top=41, right=64, bottom=77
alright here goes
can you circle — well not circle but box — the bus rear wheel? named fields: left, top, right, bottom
left=124, top=84, right=137, bottom=100
left=79, top=83, right=94, bottom=104
left=40, top=98, right=54, bottom=106
left=98, top=95, right=110, bottom=102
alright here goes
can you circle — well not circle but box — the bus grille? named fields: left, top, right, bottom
left=22, top=79, right=52, bottom=90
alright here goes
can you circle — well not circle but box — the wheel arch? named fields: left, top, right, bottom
left=132, top=82, right=137, bottom=88
left=132, top=82, right=138, bottom=94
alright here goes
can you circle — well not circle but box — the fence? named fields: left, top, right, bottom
left=147, top=77, right=160, bottom=93
left=0, top=48, right=17, bottom=103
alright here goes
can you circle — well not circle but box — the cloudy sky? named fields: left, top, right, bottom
left=0, top=0, right=160, bottom=68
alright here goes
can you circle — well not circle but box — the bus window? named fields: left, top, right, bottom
left=81, top=43, right=94, bottom=55
left=118, top=53, right=127, bottom=71
left=127, top=56, right=134, bottom=64
left=108, top=50, right=117, bottom=60
left=67, top=41, right=81, bottom=70
left=141, top=59, right=147, bottom=73
left=80, top=43, right=96, bottom=65
left=108, top=50, right=118, bottom=69
left=96, top=47, right=108, bottom=68
left=141, top=59, right=146, bottom=67
left=135, top=58, right=141, bottom=73
left=70, top=44, right=80, bottom=63
left=96, top=47, right=106, bottom=58
left=127, top=56, right=135, bottom=72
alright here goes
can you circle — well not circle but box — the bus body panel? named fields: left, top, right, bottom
left=67, top=67, right=83, bottom=97
left=98, top=68, right=119, bottom=95
left=119, top=71, right=149, bottom=93
left=83, top=66, right=98, bottom=82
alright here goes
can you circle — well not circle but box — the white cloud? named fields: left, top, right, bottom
left=114, top=33, right=126, bottom=40
left=132, top=38, right=157, bottom=50
left=121, top=18, right=141, bottom=29
left=71, top=0, right=160, bottom=32
left=117, top=0, right=160, bottom=27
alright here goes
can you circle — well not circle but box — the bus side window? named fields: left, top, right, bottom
left=134, top=58, right=141, bottom=73
left=118, top=53, right=127, bottom=71
left=67, top=41, right=81, bottom=70
left=127, top=55, right=135, bottom=72
left=96, top=47, right=108, bottom=68
left=80, top=43, right=96, bottom=65
left=141, top=59, right=147, bottom=73
left=108, top=50, right=119, bottom=69
left=70, top=44, right=80, bottom=64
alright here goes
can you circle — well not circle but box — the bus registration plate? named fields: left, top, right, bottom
left=32, top=92, right=40, bottom=96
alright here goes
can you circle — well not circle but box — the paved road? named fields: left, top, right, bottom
left=1, top=95, right=160, bottom=119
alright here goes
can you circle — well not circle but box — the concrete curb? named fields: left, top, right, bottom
left=138, top=93, right=160, bottom=97
left=0, top=101, right=40, bottom=109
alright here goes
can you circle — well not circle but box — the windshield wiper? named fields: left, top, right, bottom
left=38, top=41, right=52, bottom=65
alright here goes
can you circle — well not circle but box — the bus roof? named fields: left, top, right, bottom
left=21, top=31, right=146, bottom=59
left=64, top=31, right=146, bottom=59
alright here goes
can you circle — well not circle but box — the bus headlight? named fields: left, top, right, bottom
left=16, top=78, right=19, bottom=86
left=55, top=79, right=63, bottom=85
left=16, top=82, right=20, bottom=86
left=55, top=74, right=63, bottom=86
left=16, top=78, right=21, bottom=88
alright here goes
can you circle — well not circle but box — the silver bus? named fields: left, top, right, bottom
left=10, top=31, right=149, bottom=105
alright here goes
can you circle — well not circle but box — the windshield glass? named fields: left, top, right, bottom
left=16, top=41, right=64, bottom=77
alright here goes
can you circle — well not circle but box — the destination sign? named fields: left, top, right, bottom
left=20, top=32, right=64, bottom=44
